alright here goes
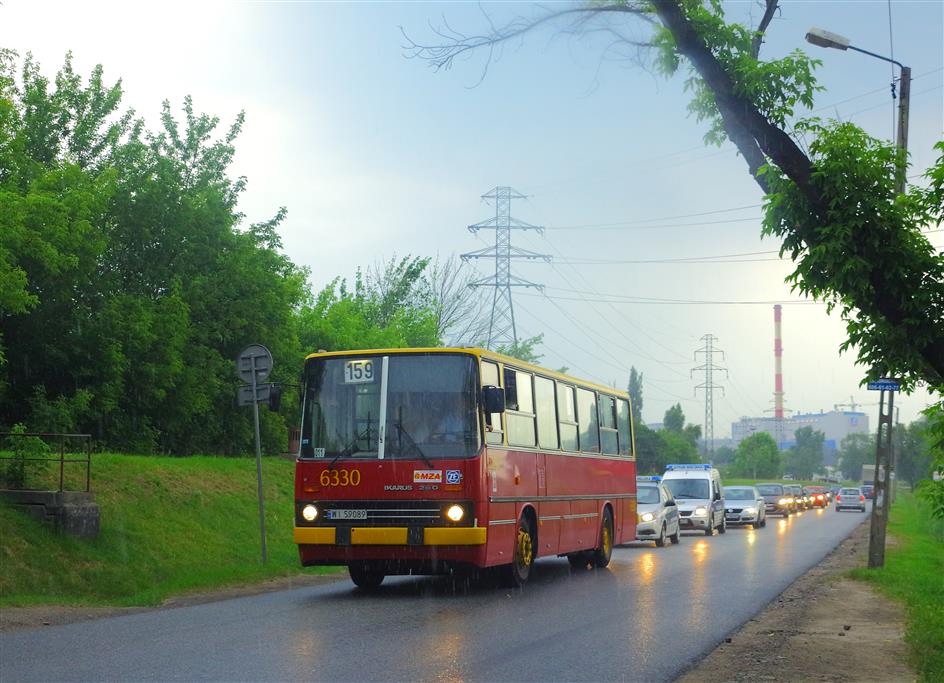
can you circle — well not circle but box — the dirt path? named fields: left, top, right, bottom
left=675, top=520, right=913, bottom=683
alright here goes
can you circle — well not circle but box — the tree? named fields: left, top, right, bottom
left=1, top=52, right=308, bottom=455
left=712, top=445, right=736, bottom=466
left=627, top=366, right=643, bottom=426
left=785, top=426, right=824, bottom=480
left=838, top=433, right=873, bottom=482
left=496, top=334, right=544, bottom=365
left=663, top=403, right=685, bottom=433
left=732, top=432, right=780, bottom=479
left=406, top=0, right=944, bottom=407
left=896, top=420, right=933, bottom=493
left=635, top=423, right=699, bottom=475
left=425, top=253, right=490, bottom=345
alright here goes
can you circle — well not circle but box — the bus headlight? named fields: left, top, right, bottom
left=693, top=506, right=708, bottom=517
left=445, top=504, right=465, bottom=522
left=639, top=512, right=655, bottom=523
left=778, top=498, right=788, bottom=505
left=302, top=504, right=318, bottom=522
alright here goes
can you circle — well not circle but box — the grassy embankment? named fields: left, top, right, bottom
left=848, top=492, right=944, bottom=682
left=0, top=454, right=338, bottom=608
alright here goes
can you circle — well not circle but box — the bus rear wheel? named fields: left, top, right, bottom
left=591, top=508, right=614, bottom=568
left=502, top=515, right=535, bottom=587
left=348, top=562, right=385, bottom=590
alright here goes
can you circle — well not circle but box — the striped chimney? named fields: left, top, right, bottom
left=774, top=304, right=784, bottom=419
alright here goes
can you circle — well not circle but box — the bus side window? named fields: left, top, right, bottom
left=482, top=361, right=504, bottom=445
left=577, top=388, right=600, bottom=453
left=534, top=376, right=559, bottom=450
left=617, top=399, right=632, bottom=457
left=599, top=394, right=619, bottom=455
left=557, top=384, right=578, bottom=451
left=506, top=370, right=536, bottom=448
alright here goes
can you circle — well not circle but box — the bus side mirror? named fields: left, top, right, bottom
left=483, top=385, right=506, bottom=414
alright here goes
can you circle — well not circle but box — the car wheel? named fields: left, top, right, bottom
left=758, top=514, right=767, bottom=528
left=718, top=517, right=726, bottom=534
left=704, top=524, right=714, bottom=536
left=655, top=523, right=667, bottom=548
left=591, top=508, right=614, bottom=568
left=670, top=523, right=681, bottom=544
left=501, top=514, right=535, bottom=586
left=348, top=562, right=385, bottom=590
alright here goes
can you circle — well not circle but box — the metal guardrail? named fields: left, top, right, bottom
left=0, top=432, right=92, bottom=492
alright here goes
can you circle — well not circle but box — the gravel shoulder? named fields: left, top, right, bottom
left=675, top=518, right=913, bottom=683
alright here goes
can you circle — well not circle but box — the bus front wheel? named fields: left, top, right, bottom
left=349, top=562, right=385, bottom=590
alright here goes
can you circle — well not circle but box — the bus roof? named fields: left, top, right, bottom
left=303, top=347, right=631, bottom=399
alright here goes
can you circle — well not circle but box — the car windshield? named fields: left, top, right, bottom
left=301, top=353, right=480, bottom=460
left=757, top=485, right=782, bottom=495
left=724, top=488, right=755, bottom=501
left=637, top=485, right=661, bottom=505
left=663, top=478, right=709, bottom=499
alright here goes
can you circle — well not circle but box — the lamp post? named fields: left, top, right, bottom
left=805, top=28, right=911, bottom=569
left=805, top=27, right=911, bottom=194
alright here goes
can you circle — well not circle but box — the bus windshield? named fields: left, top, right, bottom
left=300, top=353, right=480, bottom=460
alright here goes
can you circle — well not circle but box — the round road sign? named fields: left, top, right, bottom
left=237, top=344, right=273, bottom=383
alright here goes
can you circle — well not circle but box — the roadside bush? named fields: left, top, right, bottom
left=2, top=424, right=51, bottom=490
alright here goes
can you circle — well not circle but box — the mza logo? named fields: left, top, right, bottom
left=413, top=470, right=443, bottom=484
left=445, top=470, right=462, bottom=485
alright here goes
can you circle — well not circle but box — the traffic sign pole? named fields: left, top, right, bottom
left=251, top=354, right=268, bottom=564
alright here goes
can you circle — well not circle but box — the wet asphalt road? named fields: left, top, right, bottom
left=1, top=506, right=869, bottom=682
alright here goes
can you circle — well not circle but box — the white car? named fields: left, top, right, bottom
left=722, top=485, right=767, bottom=528
left=635, top=477, right=681, bottom=547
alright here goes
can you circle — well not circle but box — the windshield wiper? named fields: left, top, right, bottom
left=393, top=421, right=435, bottom=469
left=327, top=427, right=368, bottom=470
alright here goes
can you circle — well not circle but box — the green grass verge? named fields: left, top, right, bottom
left=0, top=454, right=338, bottom=608
left=848, top=492, right=944, bottom=682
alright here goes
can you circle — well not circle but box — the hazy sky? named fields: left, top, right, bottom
left=3, top=1, right=942, bottom=436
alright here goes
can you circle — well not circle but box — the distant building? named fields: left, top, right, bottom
left=730, top=410, right=869, bottom=466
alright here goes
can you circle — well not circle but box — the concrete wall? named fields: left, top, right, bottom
left=0, top=490, right=100, bottom=537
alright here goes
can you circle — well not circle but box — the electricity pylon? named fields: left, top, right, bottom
left=461, top=186, right=550, bottom=349
left=692, top=334, right=728, bottom=460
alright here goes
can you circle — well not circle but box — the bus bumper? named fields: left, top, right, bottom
left=293, top=526, right=487, bottom=546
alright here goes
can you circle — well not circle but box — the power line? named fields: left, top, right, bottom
left=545, top=215, right=761, bottom=231
left=535, top=286, right=823, bottom=306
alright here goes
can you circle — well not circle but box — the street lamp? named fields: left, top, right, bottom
left=806, top=28, right=914, bottom=570
left=805, top=27, right=911, bottom=194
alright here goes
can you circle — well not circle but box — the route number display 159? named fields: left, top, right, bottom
left=344, top=359, right=375, bottom=384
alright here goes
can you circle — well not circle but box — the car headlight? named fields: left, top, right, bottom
left=778, top=498, right=788, bottom=505
left=301, top=504, right=318, bottom=522
left=445, top=504, right=465, bottom=522
left=693, top=506, right=708, bottom=517
left=743, top=507, right=756, bottom=515
left=640, top=512, right=655, bottom=523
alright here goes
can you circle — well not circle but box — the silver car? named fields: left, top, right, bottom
left=635, top=479, right=681, bottom=547
left=722, top=485, right=767, bottom=528
left=835, top=487, right=867, bottom=512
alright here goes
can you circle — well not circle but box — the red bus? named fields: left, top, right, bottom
left=293, top=347, right=637, bottom=587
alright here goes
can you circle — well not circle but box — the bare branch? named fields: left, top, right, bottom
left=750, top=0, right=780, bottom=59
left=402, top=4, right=653, bottom=78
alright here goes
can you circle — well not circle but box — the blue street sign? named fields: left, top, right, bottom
left=867, top=380, right=900, bottom=391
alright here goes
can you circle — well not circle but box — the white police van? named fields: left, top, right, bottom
left=661, top=464, right=726, bottom=536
